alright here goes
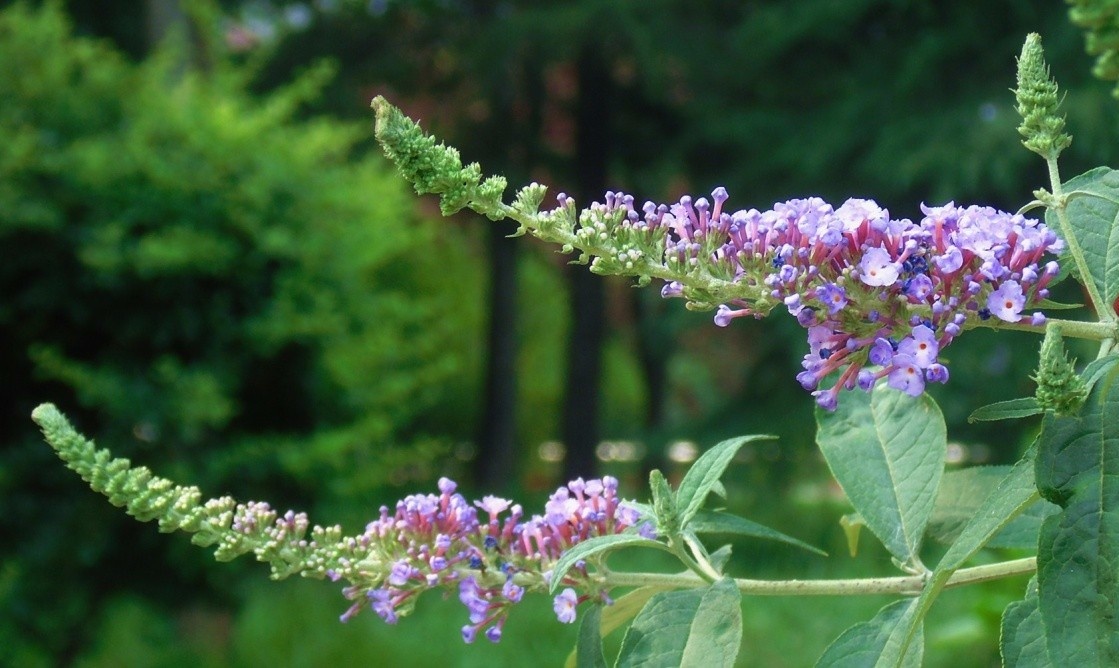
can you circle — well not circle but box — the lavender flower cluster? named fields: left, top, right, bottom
left=586, top=190, right=1063, bottom=409
left=330, top=476, right=647, bottom=643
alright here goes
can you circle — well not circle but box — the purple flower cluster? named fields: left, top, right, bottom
left=332, top=476, right=646, bottom=642
left=584, top=190, right=1063, bottom=409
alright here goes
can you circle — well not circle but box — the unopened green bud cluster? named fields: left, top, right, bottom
left=31, top=403, right=357, bottom=580
left=1033, top=326, right=1088, bottom=415
left=1015, top=33, right=1072, bottom=159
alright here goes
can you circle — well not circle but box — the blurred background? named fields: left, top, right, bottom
left=1, top=1, right=1115, bottom=665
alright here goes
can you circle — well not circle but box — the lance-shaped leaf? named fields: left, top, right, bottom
left=1035, top=368, right=1119, bottom=665
left=549, top=533, right=670, bottom=594
left=616, top=578, right=742, bottom=668
left=814, top=599, right=923, bottom=668
left=891, top=453, right=1040, bottom=662
left=927, top=464, right=1055, bottom=549
left=676, top=435, right=775, bottom=528
left=1002, top=577, right=1051, bottom=667
left=1082, top=354, right=1119, bottom=394
left=968, top=398, right=1042, bottom=423
left=1048, top=167, right=1119, bottom=309
left=816, top=386, right=946, bottom=564
left=565, top=587, right=667, bottom=668
left=575, top=604, right=608, bottom=668
left=689, top=509, right=826, bottom=555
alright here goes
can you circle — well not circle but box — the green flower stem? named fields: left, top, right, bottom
left=678, top=533, right=722, bottom=583
left=596, top=556, right=1037, bottom=597
left=1047, top=156, right=1116, bottom=323
left=969, top=315, right=1118, bottom=341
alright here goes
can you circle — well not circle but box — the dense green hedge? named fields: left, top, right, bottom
left=0, top=4, right=485, bottom=661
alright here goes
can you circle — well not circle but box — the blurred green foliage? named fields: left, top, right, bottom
left=6, top=0, right=1119, bottom=665
left=0, top=2, right=491, bottom=661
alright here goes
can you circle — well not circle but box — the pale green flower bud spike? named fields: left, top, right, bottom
left=1032, top=324, right=1089, bottom=415
left=370, top=95, right=764, bottom=312
left=31, top=403, right=358, bottom=582
left=1015, top=33, right=1072, bottom=161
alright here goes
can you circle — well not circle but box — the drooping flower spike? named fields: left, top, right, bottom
left=332, top=476, right=648, bottom=642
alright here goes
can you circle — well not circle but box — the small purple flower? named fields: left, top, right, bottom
left=815, top=283, right=848, bottom=314
left=897, top=325, right=939, bottom=368
left=887, top=355, right=925, bottom=397
left=859, top=246, right=900, bottom=287
left=925, top=364, right=949, bottom=384
left=388, top=560, right=414, bottom=586
left=904, top=274, right=933, bottom=301
left=369, top=589, right=398, bottom=624
left=714, top=305, right=738, bottom=327
left=462, top=625, right=477, bottom=644
left=857, top=368, right=877, bottom=391
left=869, top=338, right=895, bottom=366
left=813, top=387, right=839, bottom=411
left=502, top=579, right=524, bottom=603
left=987, top=280, right=1025, bottom=322
left=485, top=625, right=503, bottom=643
left=476, top=495, right=512, bottom=518
left=933, top=246, right=963, bottom=273
left=554, top=588, right=579, bottom=624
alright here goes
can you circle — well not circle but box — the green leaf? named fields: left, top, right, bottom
left=1001, top=578, right=1051, bottom=667
left=839, top=513, right=866, bottom=557
left=968, top=397, right=1042, bottom=423
left=816, top=386, right=947, bottom=564
left=814, top=599, right=923, bottom=668
left=650, top=469, right=679, bottom=535
left=549, top=533, right=669, bottom=594
left=676, top=435, right=775, bottom=528
left=927, top=465, right=1056, bottom=550
left=890, top=452, right=1040, bottom=663
left=1049, top=167, right=1119, bottom=308
left=1036, top=298, right=1084, bottom=310
left=1081, top=354, right=1119, bottom=394
left=689, top=509, right=826, bottom=556
left=1034, top=376, right=1119, bottom=664
left=575, top=604, right=608, bottom=668
left=616, top=578, right=742, bottom=668
left=564, top=587, right=674, bottom=668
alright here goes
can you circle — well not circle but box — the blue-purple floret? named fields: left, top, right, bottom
left=334, top=476, right=647, bottom=642
left=583, top=190, right=1063, bottom=409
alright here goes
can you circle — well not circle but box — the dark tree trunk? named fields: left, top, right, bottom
left=145, top=0, right=183, bottom=48
left=473, top=49, right=543, bottom=489
left=561, top=44, right=611, bottom=482
left=474, top=225, right=519, bottom=487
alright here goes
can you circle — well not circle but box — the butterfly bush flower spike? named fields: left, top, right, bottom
left=624, top=189, right=1064, bottom=409
left=330, top=475, right=645, bottom=642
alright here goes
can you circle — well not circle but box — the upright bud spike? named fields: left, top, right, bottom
left=1032, top=325, right=1088, bottom=415
left=1015, top=33, right=1073, bottom=160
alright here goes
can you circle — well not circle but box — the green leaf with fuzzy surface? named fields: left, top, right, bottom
left=816, top=386, right=946, bottom=565
left=548, top=533, right=670, bottom=594
left=968, top=398, right=1042, bottom=423
left=815, top=599, right=923, bottom=668
left=689, top=509, right=826, bottom=555
left=616, top=578, right=742, bottom=668
left=1034, top=371, right=1119, bottom=665
left=1049, top=167, right=1119, bottom=308
left=575, top=604, right=608, bottom=668
left=676, top=435, right=775, bottom=528
left=928, top=465, right=1055, bottom=549
left=1002, top=577, right=1050, bottom=667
